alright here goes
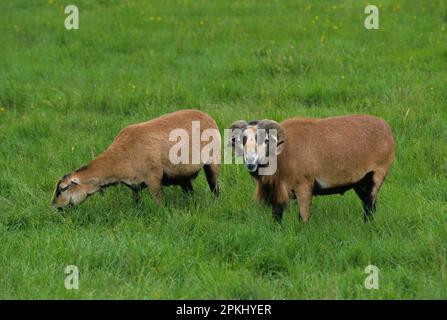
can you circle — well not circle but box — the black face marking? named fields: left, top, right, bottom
left=248, top=120, right=259, bottom=125
left=246, top=163, right=257, bottom=171
left=55, top=180, right=63, bottom=197
left=247, top=161, right=271, bottom=177
left=55, top=174, right=79, bottom=197
left=55, top=182, right=70, bottom=197
left=55, top=174, right=69, bottom=196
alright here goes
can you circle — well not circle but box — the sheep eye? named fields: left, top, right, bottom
left=60, top=185, right=70, bottom=192
left=60, top=182, right=76, bottom=192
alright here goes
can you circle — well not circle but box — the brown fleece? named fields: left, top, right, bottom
left=51, top=109, right=220, bottom=208
left=245, top=115, right=394, bottom=223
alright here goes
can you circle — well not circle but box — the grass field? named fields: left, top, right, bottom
left=1, top=0, right=446, bottom=299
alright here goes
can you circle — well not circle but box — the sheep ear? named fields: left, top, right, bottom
left=70, top=177, right=80, bottom=185
left=257, top=120, right=285, bottom=155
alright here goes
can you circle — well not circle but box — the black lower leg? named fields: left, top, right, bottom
left=362, top=198, right=376, bottom=222
left=272, top=203, right=285, bottom=223
left=354, top=172, right=376, bottom=222
left=131, top=185, right=143, bottom=203
left=208, top=179, right=219, bottom=197
left=204, top=165, right=219, bottom=197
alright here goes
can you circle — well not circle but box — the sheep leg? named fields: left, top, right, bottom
left=122, top=183, right=142, bottom=203
left=354, top=173, right=373, bottom=219
left=181, top=181, right=194, bottom=195
left=272, top=203, right=285, bottom=223
left=144, top=176, right=162, bottom=205
left=357, top=193, right=375, bottom=221
left=147, top=185, right=162, bottom=205
left=296, top=184, right=313, bottom=223
left=354, top=171, right=385, bottom=222
left=204, top=164, right=220, bottom=197
left=132, top=187, right=141, bottom=203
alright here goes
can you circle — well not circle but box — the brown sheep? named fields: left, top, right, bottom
left=230, top=115, right=394, bottom=223
left=51, top=109, right=220, bottom=209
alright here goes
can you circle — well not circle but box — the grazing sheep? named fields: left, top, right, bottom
left=230, top=115, right=394, bottom=223
left=51, top=109, right=220, bottom=209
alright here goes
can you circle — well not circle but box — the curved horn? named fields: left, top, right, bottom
left=256, top=119, right=286, bottom=155
left=230, top=120, right=248, bottom=131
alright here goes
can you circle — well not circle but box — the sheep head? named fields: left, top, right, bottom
left=230, top=119, right=285, bottom=174
left=51, top=173, right=98, bottom=210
